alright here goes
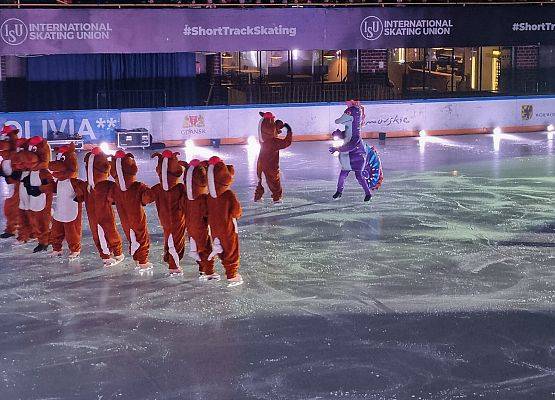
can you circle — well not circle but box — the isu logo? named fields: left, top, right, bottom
left=183, top=115, right=205, bottom=128
left=1, top=18, right=28, bottom=46
left=360, top=16, right=383, bottom=41
left=521, top=104, right=533, bottom=121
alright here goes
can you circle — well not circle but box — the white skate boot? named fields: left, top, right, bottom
left=227, top=274, right=243, bottom=287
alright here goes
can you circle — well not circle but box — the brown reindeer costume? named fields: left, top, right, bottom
left=0, top=125, right=21, bottom=239
left=19, top=136, right=54, bottom=253
left=111, top=150, right=151, bottom=270
left=183, top=159, right=215, bottom=280
left=254, top=112, right=293, bottom=203
left=75, top=147, right=124, bottom=267
left=44, top=144, right=83, bottom=260
left=11, top=138, right=33, bottom=245
left=206, top=156, right=243, bottom=286
left=142, top=150, right=186, bottom=274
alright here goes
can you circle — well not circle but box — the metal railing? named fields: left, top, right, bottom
left=207, top=81, right=396, bottom=105
left=96, top=89, right=167, bottom=109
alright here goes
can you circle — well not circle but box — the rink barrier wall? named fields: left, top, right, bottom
left=1, top=95, right=554, bottom=146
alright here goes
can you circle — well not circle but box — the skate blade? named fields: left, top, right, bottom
left=227, top=280, right=243, bottom=288
left=104, top=258, right=124, bottom=268
left=168, top=271, right=183, bottom=277
left=199, top=274, right=220, bottom=282
left=137, top=265, right=154, bottom=275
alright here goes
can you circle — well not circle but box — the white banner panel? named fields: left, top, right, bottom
left=160, top=109, right=230, bottom=140
left=359, top=102, right=426, bottom=133
left=514, top=97, right=555, bottom=127
left=120, top=96, right=555, bottom=142
left=423, top=98, right=516, bottom=131
left=228, top=105, right=331, bottom=138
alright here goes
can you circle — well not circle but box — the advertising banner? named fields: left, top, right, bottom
left=229, top=105, right=332, bottom=138
left=423, top=99, right=516, bottom=132
left=0, top=109, right=120, bottom=143
left=514, top=98, right=555, bottom=127
left=2, top=96, right=554, bottom=145
left=1, top=6, right=554, bottom=55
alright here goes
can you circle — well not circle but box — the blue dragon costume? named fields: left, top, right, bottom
left=329, top=100, right=383, bottom=201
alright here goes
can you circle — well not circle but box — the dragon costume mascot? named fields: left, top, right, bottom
left=329, top=100, right=382, bottom=201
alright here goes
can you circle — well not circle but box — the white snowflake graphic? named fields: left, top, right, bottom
left=96, top=118, right=106, bottom=129
left=106, top=117, right=118, bottom=129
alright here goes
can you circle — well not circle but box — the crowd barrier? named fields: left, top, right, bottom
left=1, top=95, right=554, bottom=146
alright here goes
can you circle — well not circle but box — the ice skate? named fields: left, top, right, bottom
left=168, top=268, right=183, bottom=277
left=48, top=250, right=63, bottom=258
left=332, top=191, right=342, bottom=200
left=272, top=199, right=284, bottom=205
left=199, top=273, right=221, bottom=282
left=33, top=244, right=49, bottom=253
left=0, top=232, right=15, bottom=239
left=104, top=254, right=124, bottom=268
left=137, top=262, right=153, bottom=275
left=227, top=274, right=243, bottom=287
left=68, top=252, right=80, bottom=261
left=364, top=194, right=372, bottom=202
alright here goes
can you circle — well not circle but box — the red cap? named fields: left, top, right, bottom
left=91, top=146, right=102, bottom=155
left=1, top=125, right=17, bottom=135
left=263, top=112, right=274, bottom=119
left=114, top=150, right=126, bottom=158
left=208, top=156, right=222, bottom=165
left=58, top=145, right=70, bottom=154
left=189, top=159, right=200, bottom=167
left=162, top=149, right=173, bottom=158
left=29, top=136, right=43, bottom=146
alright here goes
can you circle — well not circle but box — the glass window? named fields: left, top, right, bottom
left=322, top=50, right=347, bottom=83
left=239, top=51, right=261, bottom=84
left=291, top=50, right=316, bottom=82
left=266, top=51, right=290, bottom=83
left=480, top=46, right=502, bottom=92
left=221, top=52, right=239, bottom=75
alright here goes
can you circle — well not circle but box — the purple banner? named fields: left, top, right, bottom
left=0, top=6, right=554, bottom=55
left=0, top=8, right=325, bottom=55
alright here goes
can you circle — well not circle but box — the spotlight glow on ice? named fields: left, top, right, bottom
left=493, top=135, right=501, bottom=152
left=247, top=135, right=260, bottom=151
left=547, top=124, right=554, bottom=132
left=493, top=127, right=502, bottom=136
left=419, top=130, right=427, bottom=137
left=99, top=142, right=116, bottom=156
left=185, top=139, right=195, bottom=148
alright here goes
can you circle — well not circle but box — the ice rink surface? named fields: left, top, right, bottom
left=0, top=132, right=554, bottom=399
